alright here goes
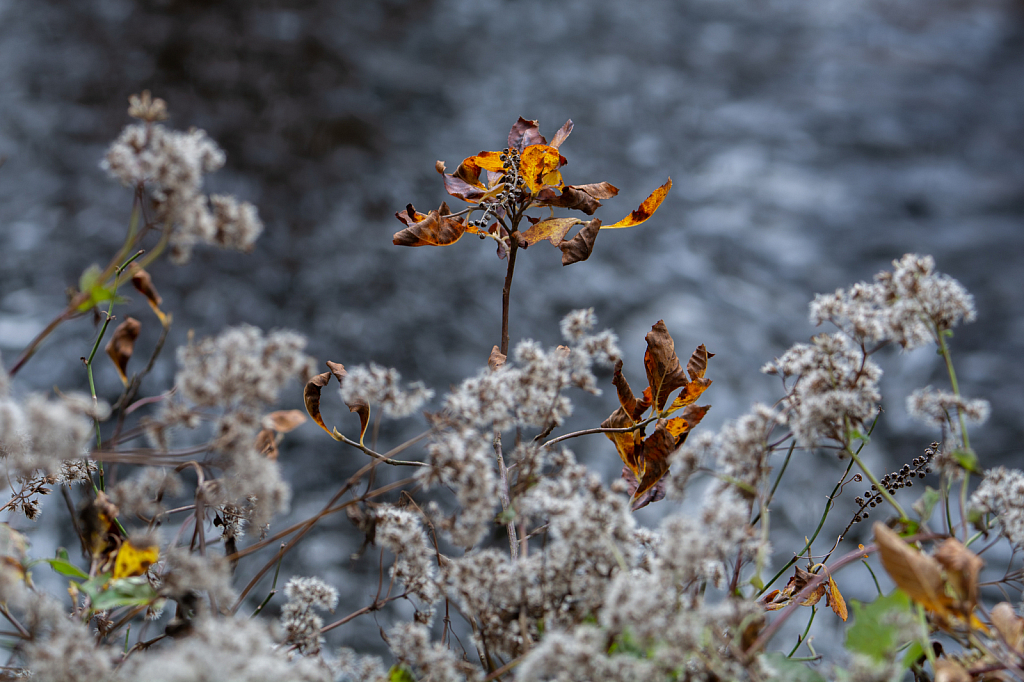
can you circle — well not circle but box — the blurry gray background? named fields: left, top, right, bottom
left=1, top=0, right=1022, bottom=661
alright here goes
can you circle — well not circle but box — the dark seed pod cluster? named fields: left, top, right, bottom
left=469, top=147, right=524, bottom=230
left=847, top=442, right=936, bottom=527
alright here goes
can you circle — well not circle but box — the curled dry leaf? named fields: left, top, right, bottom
left=393, top=202, right=477, bottom=247
left=508, top=116, right=547, bottom=152
left=326, top=361, right=371, bottom=443
left=548, top=119, right=573, bottom=149
left=130, top=265, right=169, bottom=327
left=603, top=178, right=673, bottom=229
left=644, top=320, right=691, bottom=411
left=825, top=575, right=848, bottom=621
left=303, top=372, right=332, bottom=435
left=559, top=219, right=601, bottom=266
left=621, top=465, right=666, bottom=511
left=488, top=346, right=506, bottom=371
left=519, top=217, right=582, bottom=247
left=534, top=182, right=619, bottom=215
left=105, top=316, right=141, bottom=386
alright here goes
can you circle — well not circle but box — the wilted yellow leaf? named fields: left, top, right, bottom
left=603, top=178, right=672, bottom=229
left=112, top=540, right=159, bottom=580
left=826, top=575, right=848, bottom=621
left=873, top=523, right=950, bottom=614
left=519, top=217, right=582, bottom=247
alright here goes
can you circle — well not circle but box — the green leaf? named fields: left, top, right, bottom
left=40, top=557, right=89, bottom=580
left=912, top=487, right=940, bottom=523
left=951, top=448, right=980, bottom=474
left=78, top=264, right=103, bottom=292
left=846, top=590, right=914, bottom=665
left=902, top=641, right=925, bottom=670
left=75, top=264, right=124, bottom=312
left=760, top=653, right=826, bottom=682
left=388, top=665, right=416, bottom=682
left=88, top=576, right=158, bottom=612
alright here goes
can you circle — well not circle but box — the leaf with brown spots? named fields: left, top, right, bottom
left=105, top=317, right=141, bottom=386
left=519, top=144, right=564, bottom=193
left=559, top=219, right=601, bottom=266
left=603, top=178, right=672, bottom=229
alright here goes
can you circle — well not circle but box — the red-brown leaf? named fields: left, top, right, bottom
left=508, top=117, right=546, bottom=152
left=303, top=371, right=332, bottom=435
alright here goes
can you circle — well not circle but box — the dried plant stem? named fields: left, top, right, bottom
left=333, top=430, right=429, bottom=467
left=542, top=415, right=659, bottom=448
left=320, top=592, right=406, bottom=634
left=493, top=431, right=518, bottom=560
left=500, top=239, right=519, bottom=357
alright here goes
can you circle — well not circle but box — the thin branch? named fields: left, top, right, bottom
left=542, top=415, right=659, bottom=449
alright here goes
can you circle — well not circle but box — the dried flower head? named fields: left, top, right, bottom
left=127, top=90, right=169, bottom=122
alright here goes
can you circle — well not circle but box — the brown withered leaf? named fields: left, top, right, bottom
left=534, top=182, right=619, bottom=215
left=604, top=178, right=673, bottom=229
left=559, top=219, right=601, bottom=266
left=303, top=372, right=332, bottom=435
left=325, top=361, right=371, bottom=443
left=105, top=316, right=141, bottom=386
left=488, top=346, right=506, bottom=371
left=761, top=566, right=822, bottom=611
left=990, top=602, right=1024, bottom=653
left=933, top=537, right=983, bottom=612
left=262, top=410, right=307, bottom=434
left=435, top=160, right=446, bottom=174
left=621, top=465, right=666, bottom=511
left=255, top=428, right=278, bottom=459
left=130, top=266, right=169, bottom=327
left=508, top=117, right=547, bottom=152
left=393, top=202, right=477, bottom=246
left=520, top=144, right=564, bottom=193
left=519, top=217, right=582, bottom=247
left=686, top=344, right=714, bottom=382
left=80, top=491, right=121, bottom=561
left=644, top=320, right=690, bottom=411
left=395, top=204, right=429, bottom=227
left=611, top=359, right=649, bottom=422
left=873, top=522, right=950, bottom=614
left=549, top=119, right=573, bottom=149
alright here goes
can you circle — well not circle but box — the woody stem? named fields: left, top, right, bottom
left=500, top=223, right=521, bottom=357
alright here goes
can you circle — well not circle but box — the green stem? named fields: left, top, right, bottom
left=788, top=606, right=816, bottom=658
left=937, top=330, right=971, bottom=452
left=751, top=442, right=794, bottom=526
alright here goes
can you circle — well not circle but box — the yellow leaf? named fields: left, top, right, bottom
left=603, top=178, right=672, bottom=229
left=519, top=145, right=564, bottom=193
left=826, top=575, right=848, bottom=621
left=112, top=540, right=158, bottom=580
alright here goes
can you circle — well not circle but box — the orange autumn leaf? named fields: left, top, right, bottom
left=825, top=575, right=848, bottom=621
left=873, top=523, right=951, bottom=615
left=603, top=178, right=672, bottom=229
left=519, top=144, right=564, bottom=193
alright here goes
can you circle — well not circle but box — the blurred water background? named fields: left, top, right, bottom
left=1, top=0, right=1022, bottom=662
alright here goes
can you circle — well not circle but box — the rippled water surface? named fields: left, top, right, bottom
left=1, top=0, right=1022, bottom=660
